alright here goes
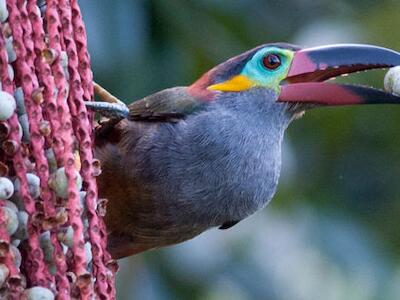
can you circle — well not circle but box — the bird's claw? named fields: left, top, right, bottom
left=85, top=101, right=129, bottom=119
left=86, top=81, right=129, bottom=118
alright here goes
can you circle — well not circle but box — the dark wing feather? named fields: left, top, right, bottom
left=128, top=87, right=204, bottom=122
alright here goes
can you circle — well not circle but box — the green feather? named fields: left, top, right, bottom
left=128, top=87, right=204, bottom=122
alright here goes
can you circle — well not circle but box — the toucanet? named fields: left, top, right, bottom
left=87, top=43, right=400, bottom=259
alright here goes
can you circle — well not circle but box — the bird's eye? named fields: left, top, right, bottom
left=262, top=54, right=281, bottom=70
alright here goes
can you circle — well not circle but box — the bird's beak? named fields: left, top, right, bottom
left=278, top=44, right=400, bottom=106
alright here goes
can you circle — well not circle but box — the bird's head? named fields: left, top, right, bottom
left=188, top=43, right=400, bottom=116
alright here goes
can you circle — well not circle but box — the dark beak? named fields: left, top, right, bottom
left=278, top=44, right=400, bottom=105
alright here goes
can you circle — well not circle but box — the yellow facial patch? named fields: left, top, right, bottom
left=207, top=75, right=254, bottom=92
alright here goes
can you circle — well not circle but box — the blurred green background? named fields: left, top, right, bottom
left=80, top=1, right=400, bottom=299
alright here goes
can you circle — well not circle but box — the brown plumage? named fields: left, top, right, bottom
left=95, top=88, right=208, bottom=258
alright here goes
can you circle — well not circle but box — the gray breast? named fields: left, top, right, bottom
left=138, top=89, right=293, bottom=228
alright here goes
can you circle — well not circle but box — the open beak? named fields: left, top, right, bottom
left=278, top=44, right=400, bottom=106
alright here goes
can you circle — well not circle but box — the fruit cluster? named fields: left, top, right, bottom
left=0, top=0, right=116, bottom=299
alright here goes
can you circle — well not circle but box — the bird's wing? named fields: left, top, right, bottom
left=128, top=87, right=204, bottom=122
left=93, top=86, right=204, bottom=147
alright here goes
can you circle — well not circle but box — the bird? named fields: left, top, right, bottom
left=88, top=43, right=400, bottom=259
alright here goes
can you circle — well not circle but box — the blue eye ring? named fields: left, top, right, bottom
left=262, top=54, right=281, bottom=70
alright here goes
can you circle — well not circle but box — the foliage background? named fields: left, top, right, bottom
left=80, top=1, right=400, bottom=299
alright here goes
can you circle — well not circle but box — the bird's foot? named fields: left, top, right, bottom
left=85, top=82, right=129, bottom=119
left=85, top=101, right=129, bottom=119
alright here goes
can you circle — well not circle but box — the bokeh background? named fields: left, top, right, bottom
left=80, top=1, right=400, bottom=299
